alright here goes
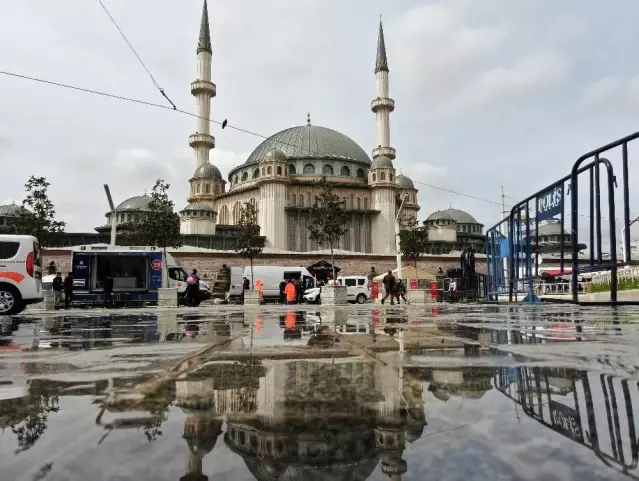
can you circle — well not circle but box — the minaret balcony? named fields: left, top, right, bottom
left=189, top=133, right=215, bottom=148
left=191, top=80, right=216, bottom=97
left=372, top=146, right=396, bottom=160
left=371, top=97, right=395, bottom=113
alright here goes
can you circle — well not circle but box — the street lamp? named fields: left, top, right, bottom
left=621, top=214, right=639, bottom=263
left=395, top=193, right=409, bottom=279
left=104, top=184, right=117, bottom=246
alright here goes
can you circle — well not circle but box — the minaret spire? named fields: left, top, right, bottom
left=375, top=18, right=389, bottom=73
left=197, top=0, right=212, bottom=54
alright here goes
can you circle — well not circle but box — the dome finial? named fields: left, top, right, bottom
left=449, top=202, right=452, bottom=209
left=306, top=112, right=311, bottom=126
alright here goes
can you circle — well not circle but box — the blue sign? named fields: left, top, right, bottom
left=537, top=185, right=563, bottom=221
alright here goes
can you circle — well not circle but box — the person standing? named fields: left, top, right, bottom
left=381, top=270, right=396, bottom=305
left=395, top=279, right=407, bottom=304
left=52, top=272, right=64, bottom=310
left=63, top=272, right=74, bottom=309
left=285, top=280, right=297, bottom=305
left=279, top=279, right=287, bottom=304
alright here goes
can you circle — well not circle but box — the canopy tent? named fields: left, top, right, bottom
left=373, top=266, right=435, bottom=281
left=307, top=260, right=341, bottom=280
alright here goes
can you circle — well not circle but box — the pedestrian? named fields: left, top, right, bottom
left=294, top=278, right=302, bottom=304
left=52, top=272, right=64, bottom=309
left=63, top=271, right=74, bottom=309
left=285, top=279, right=297, bottom=304
left=381, top=270, right=395, bottom=305
left=103, top=275, right=114, bottom=308
left=395, top=278, right=407, bottom=304
left=279, top=279, right=287, bottom=304
left=186, top=269, right=200, bottom=306
left=255, top=279, right=264, bottom=303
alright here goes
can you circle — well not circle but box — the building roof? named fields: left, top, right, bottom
left=180, top=202, right=214, bottom=213
left=371, top=155, right=394, bottom=169
left=262, top=148, right=287, bottom=162
left=193, top=162, right=223, bottom=180
left=115, top=195, right=152, bottom=212
left=197, top=0, right=212, bottom=54
left=426, top=208, right=479, bottom=224
left=375, top=20, right=389, bottom=73
left=0, top=203, right=24, bottom=217
left=243, top=125, right=372, bottom=166
left=537, top=222, right=568, bottom=236
left=396, top=174, right=414, bottom=189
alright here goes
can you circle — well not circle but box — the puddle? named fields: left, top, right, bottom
left=1, top=304, right=639, bottom=480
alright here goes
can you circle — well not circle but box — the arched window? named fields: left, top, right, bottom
left=381, top=172, right=386, bottom=181
left=372, top=173, right=377, bottom=182
left=241, top=172, right=248, bottom=182
left=219, top=205, right=229, bottom=224
left=299, top=195, right=304, bottom=207
left=289, top=164, right=296, bottom=175
left=253, top=169, right=259, bottom=179
left=341, top=166, right=351, bottom=176
left=267, top=166, right=272, bottom=175
left=232, top=201, right=241, bottom=224
left=196, top=184, right=201, bottom=193
left=357, top=197, right=361, bottom=209
left=205, top=183, right=211, bottom=193
left=357, top=168, right=365, bottom=178
left=261, top=168, right=265, bottom=176
left=234, top=175, right=238, bottom=184
left=214, top=184, right=220, bottom=194
left=303, top=164, right=315, bottom=174
left=389, top=173, right=394, bottom=182
left=323, top=164, right=334, bottom=175
left=276, top=166, right=282, bottom=176
left=349, top=194, right=354, bottom=209
left=292, top=194, right=296, bottom=206
left=364, top=198, right=368, bottom=209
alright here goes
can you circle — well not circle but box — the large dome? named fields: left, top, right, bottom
left=245, top=125, right=372, bottom=166
left=116, top=195, right=152, bottom=212
left=426, top=208, right=479, bottom=224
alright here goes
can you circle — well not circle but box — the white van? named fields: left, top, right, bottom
left=304, top=275, right=369, bottom=304
left=0, top=235, right=43, bottom=315
left=242, top=266, right=315, bottom=300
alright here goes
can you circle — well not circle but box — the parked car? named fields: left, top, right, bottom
left=303, top=276, right=369, bottom=304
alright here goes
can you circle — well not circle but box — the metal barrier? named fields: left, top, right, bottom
left=485, top=130, right=638, bottom=303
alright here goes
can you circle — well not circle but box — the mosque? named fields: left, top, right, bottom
left=1, top=0, right=486, bottom=255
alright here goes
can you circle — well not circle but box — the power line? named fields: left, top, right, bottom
left=96, top=0, right=176, bottom=109
left=0, top=69, right=634, bottom=223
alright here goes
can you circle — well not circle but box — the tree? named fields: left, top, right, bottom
left=307, top=176, right=349, bottom=282
left=10, top=176, right=65, bottom=247
left=136, top=179, right=182, bottom=284
left=235, top=200, right=265, bottom=288
left=398, top=214, right=428, bottom=274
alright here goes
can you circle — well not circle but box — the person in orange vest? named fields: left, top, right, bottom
left=284, top=279, right=297, bottom=304
left=255, top=279, right=264, bottom=303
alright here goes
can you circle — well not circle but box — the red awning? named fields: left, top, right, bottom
left=542, top=268, right=572, bottom=276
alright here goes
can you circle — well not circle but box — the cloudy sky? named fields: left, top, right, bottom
left=1, top=0, right=638, bottom=243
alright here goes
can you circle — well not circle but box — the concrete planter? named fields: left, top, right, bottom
left=43, top=291, right=56, bottom=311
left=320, top=285, right=348, bottom=306
left=407, top=289, right=435, bottom=304
left=243, top=289, right=261, bottom=305
left=158, top=287, right=178, bottom=307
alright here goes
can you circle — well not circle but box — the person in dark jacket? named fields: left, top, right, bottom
left=395, top=279, right=407, bottom=304
left=63, top=272, right=74, bottom=309
left=279, top=279, right=287, bottom=304
left=185, top=269, right=200, bottom=306
left=381, top=270, right=395, bottom=305
left=52, top=272, right=64, bottom=310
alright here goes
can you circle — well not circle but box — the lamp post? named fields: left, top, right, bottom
left=621, top=214, right=639, bottom=263
left=104, top=184, right=117, bottom=246
left=395, top=193, right=409, bottom=279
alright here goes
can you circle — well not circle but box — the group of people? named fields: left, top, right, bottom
left=51, top=272, right=74, bottom=309
left=380, top=270, right=407, bottom=305
left=279, top=278, right=304, bottom=304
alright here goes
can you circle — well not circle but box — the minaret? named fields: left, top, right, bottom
left=371, top=19, right=396, bottom=162
left=189, top=0, right=216, bottom=168
left=369, top=18, right=398, bottom=253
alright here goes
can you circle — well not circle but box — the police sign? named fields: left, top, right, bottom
left=537, top=185, right=563, bottom=221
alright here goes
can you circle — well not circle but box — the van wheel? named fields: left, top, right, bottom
left=0, top=285, right=21, bottom=315
left=356, top=294, right=367, bottom=304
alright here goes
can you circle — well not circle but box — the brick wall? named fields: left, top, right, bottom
left=42, top=249, right=486, bottom=280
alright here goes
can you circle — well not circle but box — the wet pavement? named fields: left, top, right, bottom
left=1, top=303, right=639, bottom=481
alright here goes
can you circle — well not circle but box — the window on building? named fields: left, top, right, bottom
left=303, top=164, right=315, bottom=174
left=292, top=194, right=296, bottom=206
left=196, top=184, right=201, bottom=193
left=267, top=166, right=272, bottom=175
left=357, top=197, right=361, bottom=209
left=390, top=173, right=394, bottom=182
left=215, top=185, right=220, bottom=194
left=341, top=166, right=351, bottom=176
left=253, top=169, right=259, bottom=179
left=372, top=173, right=377, bottom=182
left=381, top=172, right=386, bottom=181
left=357, top=168, right=365, bottom=178
left=205, top=184, right=211, bottom=193
left=289, top=164, right=296, bottom=175
left=277, top=166, right=282, bottom=176
left=323, top=164, right=334, bottom=175
left=364, top=198, right=368, bottom=209
left=242, top=172, right=248, bottom=182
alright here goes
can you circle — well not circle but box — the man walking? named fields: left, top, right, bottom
left=52, top=272, right=64, bottom=309
left=381, top=270, right=396, bottom=305
left=395, top=278, right=407, bottom=304
left=63, top=272, right=74, bottom=309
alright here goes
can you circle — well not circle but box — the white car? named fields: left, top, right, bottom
left=304, top=276, right=369, bottom=304
left=0, top=235, right=44, bottom=315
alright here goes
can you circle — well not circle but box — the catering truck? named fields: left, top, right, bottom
left=70, top=245, right=209, bottom=306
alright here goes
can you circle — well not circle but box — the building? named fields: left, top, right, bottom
left=2, top=1, right=485, bottom=257
left=0, top=204, right=22, bottom=234
left=423, top=207, right=485, bottom=254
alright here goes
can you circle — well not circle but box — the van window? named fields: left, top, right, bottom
left=169, top=267, right=187, bottom=282
left=357, top=278, right=366, bottom=286
left=0, top=241, right=20, bottom=260
left=344, top=278, right=357, bottom=287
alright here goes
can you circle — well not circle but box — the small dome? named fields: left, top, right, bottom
left=193, top=163, right=223, bottom=180
left=262, top=148, right=287, bottom=162
left=0, top=203, right=25, bottom=217
left=396, top=174, right=414, bottom=189
left=371, top=155, right=394, bottom=169
left=116, top=195, right=152, bottom=212
left=537, top=222, right=567, bottom=236
left=426, top=208, right=478, bottom=224
left=180, top=203, right=214, bottom=213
